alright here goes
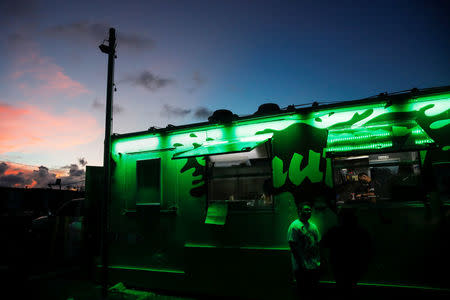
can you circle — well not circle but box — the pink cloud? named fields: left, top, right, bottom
left=0, top=161, right=70, bottom=189
left=11, top=49, right=89, bottom=98
left=0, top=102, right=102, bottom=154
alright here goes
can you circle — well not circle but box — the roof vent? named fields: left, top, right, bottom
left=254, top=103, right=281, bottom=115
left=208, top=109, right=237, bottom=124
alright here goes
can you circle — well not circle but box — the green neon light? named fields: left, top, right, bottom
left=308, top=108, right=384, bottom=129
left=415, top=139, right=434, bottom=145
left=203, top=140, right=228, bottom=146
left=169, top=132, right=206, bottom=147
left=112, top=92, right=449, bottom=156
left=411, top=92, right=450, bottom=103
left=113, top=119, right=292, bottom=155
left=173, top=138, right=268, bottom=159
left=408, top=94, right=450, bottom=116
left=239, top=133, right=273, bottom=142
left=114, top=136, right=160, bottom=154
left=327, top=141, right=393, bottom=152
left=328, top=132, right=391, bottom=144
left=234, top=119, right=296, bottom=136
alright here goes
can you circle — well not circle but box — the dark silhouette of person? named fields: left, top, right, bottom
left=287, top=201, right=321, bottom=299
left=321, top=207, right=372, bottom=298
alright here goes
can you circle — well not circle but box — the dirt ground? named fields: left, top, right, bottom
left=10, top=268, right=449, bottom=300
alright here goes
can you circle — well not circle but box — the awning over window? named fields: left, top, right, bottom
left=172, top=135, right=272, bottom=159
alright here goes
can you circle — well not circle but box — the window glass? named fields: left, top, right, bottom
left=136, top=159, right=161, bottom=204
left=207, top=142, right=273, bottom=210
left=333, top=151, right=423, bottom=203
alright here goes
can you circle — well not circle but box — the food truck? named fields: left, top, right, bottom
left=96, top=86, right=449, bottom=298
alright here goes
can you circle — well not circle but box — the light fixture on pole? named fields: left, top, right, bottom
left=99, top=27, right=116, bottom=300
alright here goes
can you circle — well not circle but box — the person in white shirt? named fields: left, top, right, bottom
left=287, top=201, right=321, bottom=299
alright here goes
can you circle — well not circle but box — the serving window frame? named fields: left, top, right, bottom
left=204, top=139, right=275, bottom=212
left=329, top=149, right=427, bottom=206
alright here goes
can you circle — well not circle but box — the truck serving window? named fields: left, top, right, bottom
left=207, top=141, right=273, bottom=210
left=333, top=151, right=423, bottom=203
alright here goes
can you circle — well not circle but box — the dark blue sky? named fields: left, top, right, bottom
left=0, top=0, right=449, bottom=167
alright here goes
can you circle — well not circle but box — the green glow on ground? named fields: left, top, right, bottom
left=319, top=280, right=450, bottom=291
left=184, top=243, right=290, bottom=251
left=184, top=243, right=217, bottom=248
left=239, top=246, right=290, bottom=251
left=97, top=265, right=185, bottom=274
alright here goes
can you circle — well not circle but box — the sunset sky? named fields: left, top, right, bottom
left=1, top=0, right=449, bottom=187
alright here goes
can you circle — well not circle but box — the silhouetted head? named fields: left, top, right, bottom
left=298, top=201, right=312, bottom=222
left=358, top=172, right=371, bottom=183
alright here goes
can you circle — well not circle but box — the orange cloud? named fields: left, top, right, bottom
left=0, top=161, right=66, bottom=188
left=0, top=102, right=102, bottom=154
left=11, top=49, right=89, bottom=98
left=0, top=161, right=86, bottom=189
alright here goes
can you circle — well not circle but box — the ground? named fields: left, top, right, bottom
left=20, top=268, right=449, bottom=300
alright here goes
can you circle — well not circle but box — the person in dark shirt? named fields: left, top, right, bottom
left=321, top=207, right=373, bottom=298
left=355, top=173, right=376, bottom=202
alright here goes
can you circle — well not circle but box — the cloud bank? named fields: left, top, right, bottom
left=0, top=160, right=88, bottom=189
left=0, top=102, right=102, bottom=154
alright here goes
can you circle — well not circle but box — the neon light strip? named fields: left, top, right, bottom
left=327, top=142, right=393, bottom=152
left=328, top=133, right=391, bottom=143
left=415, top=139, right=434, bottom=145
left=239, top=133, right=273, bottom=142
left=203, top=140, right=229, bottom=146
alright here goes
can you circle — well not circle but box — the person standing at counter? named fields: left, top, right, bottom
left=355, top=173, right=376, bottom=201
left=287, top=202, right=321, bottom=299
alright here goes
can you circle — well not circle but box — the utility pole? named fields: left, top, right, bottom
left=99, top=27, right=116, bottom=300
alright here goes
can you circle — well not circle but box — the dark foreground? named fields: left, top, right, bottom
left=8, top=268, right=448, bottom=300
